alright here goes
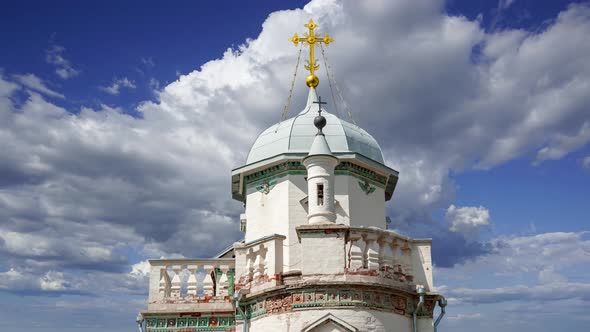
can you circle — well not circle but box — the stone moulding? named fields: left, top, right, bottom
left=232, top=152, right=399, bottom=202
left=242, top=160, right=388, bottom=189
left=240, top=285, right=439, bottom=321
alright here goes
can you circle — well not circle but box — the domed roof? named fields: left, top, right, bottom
left=246, top=90, right=384, bottom=165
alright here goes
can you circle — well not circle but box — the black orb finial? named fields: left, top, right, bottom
left=313, top=96, right=328, bottom=135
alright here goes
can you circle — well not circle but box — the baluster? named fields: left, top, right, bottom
left=389, top=239, right=398, bottom=269
left=252, top=246, right=266, bottom=279
left=246, top=249, right=255, bottom=282
left=186, top=265, right=199, bottom=297
left=158, top=267, right=171, bottom=298
left=364, top=233, right=380, bottom=270
left=348, top=233, right=364, bottom=270
left=378, top=237, right=393, bottom=273
left=217, top=265, right=230, bottom=296
left=202, top=265, right=215, bottom=296
left=170, top=265, right=182, bottom=298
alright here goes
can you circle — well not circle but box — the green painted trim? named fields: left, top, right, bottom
left=244, top=161, right=305, bottom=185
left=336, top=161, right=388, bottom=184
left=228, top=269, right=235, bottom=297
left=145, top=315, right=236, bottom=331
left=244, top=161, right=388, bottom=191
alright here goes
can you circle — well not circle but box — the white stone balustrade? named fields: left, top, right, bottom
left=345, top=228, right=429, bottom=287
left=297, top=225, right=434, bottom=291
left=234, top=234, right=285, bottom=293
left=147, top=258, right=235, bottom=312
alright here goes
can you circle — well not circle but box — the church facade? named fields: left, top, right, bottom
left=138, top=20, right=446, bottom=332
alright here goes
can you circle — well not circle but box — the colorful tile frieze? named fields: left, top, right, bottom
left=242, top=288, right=428, bottom=318
left=145, top=290, right=430, bottom=330
left=144, top=315, right=235, bottom=331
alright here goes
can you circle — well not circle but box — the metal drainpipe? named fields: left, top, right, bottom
left=233, top=290, right=248, bottom=332
left=412, top=286, right=426, bottom=332
left=135, top=313, right=144, bottom=332
left=433, top=296, right=447, bottom=332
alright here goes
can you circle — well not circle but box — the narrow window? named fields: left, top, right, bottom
left=317, top=184, right=324, bottom=206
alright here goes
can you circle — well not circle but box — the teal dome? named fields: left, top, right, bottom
left=246, top=90, right=385, bottom=165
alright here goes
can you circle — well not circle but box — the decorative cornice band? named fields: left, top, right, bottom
left=243, top=161, right=388, bottom=188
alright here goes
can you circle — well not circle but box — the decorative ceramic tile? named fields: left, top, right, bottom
left=198, top=317, right=208, bottom=327
left=315, top=291, right=326, bottom=302
left=340, top=291, right=352, bottom=302
left=166, top=318, right=176, bottom=327
left=292, top=293, right=304, bottom=304
left=363, top=292, right=373, bottom=304
left=327, top=290, right=339, bottom=302
left=352, top=291, right=362, bottom=302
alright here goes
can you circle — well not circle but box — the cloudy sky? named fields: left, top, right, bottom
left=1, top=0, right=589, bottom=331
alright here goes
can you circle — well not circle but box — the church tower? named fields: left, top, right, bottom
left=139, top=19, right=446, bottom=332
left=229, top=19, right=446, bottom=332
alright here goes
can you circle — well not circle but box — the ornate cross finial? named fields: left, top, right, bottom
left=313, top=95, right=327, bottom=115
left=289, top=19, right=334, bottom=89
left=313, top=95, right=327, bottom=135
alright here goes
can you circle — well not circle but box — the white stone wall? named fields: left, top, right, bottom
left=245, top=176, right=290, bottom=243
left=286, top=174, right=308, bottom=272
left=238, top=308, right=434, bottom=332
left=245, top=174, right=309, bottom=273
left=411, top=242, right=434, bottom=291
left=300, top=231, right=346, bottom=276
left=334, top=175, right=386, bottom=228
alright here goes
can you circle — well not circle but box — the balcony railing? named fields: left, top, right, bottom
left=147, top=258, right=235, bottom=313
left=293, top=225, right=433, bottom=292
left=345, top=227, right=433, bottom=290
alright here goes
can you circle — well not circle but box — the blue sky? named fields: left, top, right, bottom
left=0, top=1, right=589, bottom=331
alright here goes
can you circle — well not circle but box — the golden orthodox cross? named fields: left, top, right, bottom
left=289, top=19, right=334, bottom=88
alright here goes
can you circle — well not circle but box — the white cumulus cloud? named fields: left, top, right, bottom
left=446, top=205, right=491, bottom=241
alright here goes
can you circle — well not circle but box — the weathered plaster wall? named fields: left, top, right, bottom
left=300, top=230, right=346, bottom=276
left=334, top=175, right=386, bottom=228
left=245, top=177, right=290, bottom=242
left=411, top=242, right=433, bottom=290
left=286, top=174, right=308, bottom=272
